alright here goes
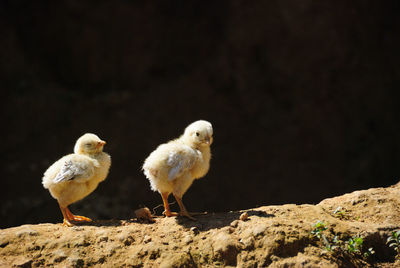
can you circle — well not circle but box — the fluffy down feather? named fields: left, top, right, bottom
left=143, top=120, right=213, bottom=219
left=42, top=133, right=111, bottom=226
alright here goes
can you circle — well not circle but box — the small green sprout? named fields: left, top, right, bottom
left=345, top=236, right=374, bottom=258
left=346, top=236, right=363, bottom=254
left=310, top=221, right=374, bottom=261
left=311, top=221, right=333, bottom=251
left=333, top=206, right=346, bottom=219
left=311, top=221, right=327, bottom=239
left=387, top=230, right=400, bottom=256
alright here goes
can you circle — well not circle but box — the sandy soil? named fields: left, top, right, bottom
left=1, top=183, right=400, bottom=267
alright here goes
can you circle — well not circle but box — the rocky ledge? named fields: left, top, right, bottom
left=1, top=183, right=400, bottom=267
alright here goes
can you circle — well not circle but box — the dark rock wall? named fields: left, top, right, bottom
left=1, top=1, right=400, bottom=228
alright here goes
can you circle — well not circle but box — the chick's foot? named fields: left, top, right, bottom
left=163, top=210, right=179, bottom=217
left=70, top=215, right=92, bottom=222
left=65, top=207, right=92, bottom=222
left=179, top=211, right=196, bottom=221
left=62, top=219, right=74, bottom=227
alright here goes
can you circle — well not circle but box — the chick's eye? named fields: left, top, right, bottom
left=196, top=132, right=200, bottom=137
left=85, top=143, right=92, bottom=147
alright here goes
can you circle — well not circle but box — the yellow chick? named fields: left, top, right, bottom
left=143, top=120, right=213, bottom=220
left=42, top=133, right=111, bottom=226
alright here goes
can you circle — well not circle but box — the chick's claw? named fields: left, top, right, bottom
left=71, top=215, right=92, bottom=222
left=163, top=210, right=179, bottom=217
left=62, top=219, right=74, bottom=227
left=65, top=207, right=92, bottom=222
left=179, top=211, right=196, bottom=221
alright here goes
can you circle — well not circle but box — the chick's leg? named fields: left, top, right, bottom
left=161, top=192, right=178, bottom=217
left=173, top=194, right=196, bottom=220
left=65, top=207, right=92, bottom=222
left=59, top=205, right=74, bottom=227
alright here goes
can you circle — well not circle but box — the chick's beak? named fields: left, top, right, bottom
left=204, top=136, right=213, bottom=145
left=96, top=140, right=106, bottom=148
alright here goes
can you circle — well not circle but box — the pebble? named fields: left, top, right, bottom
left=230, top=220, right=239, bottom=228
left=134, top=207, right=155, bottom=223
left=182, top=235, right=193, bottom=244
left=240, top=212, right=249, bottom=221
left=190, top=226, right=200, bottom=235
left=143, top=235, right=152, bottom=243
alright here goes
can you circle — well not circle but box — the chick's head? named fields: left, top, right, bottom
left=183, top=120, right=213, bottom=147
left=74, top=133, right=106, bottom=154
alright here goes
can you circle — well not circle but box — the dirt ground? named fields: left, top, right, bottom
left=1, top=183, right=400, bottom=267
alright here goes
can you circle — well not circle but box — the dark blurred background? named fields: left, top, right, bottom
left=1, top=1, right=400, bottom=228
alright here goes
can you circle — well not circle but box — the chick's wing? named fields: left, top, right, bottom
left=54, top=156, right=95, bottom=183
left=167, top=146, right=198, bottom=181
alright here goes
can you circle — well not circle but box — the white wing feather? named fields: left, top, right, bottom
left=54, top=159, right=93, bottom=183
left=167, top=147, right=197, bottom=181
